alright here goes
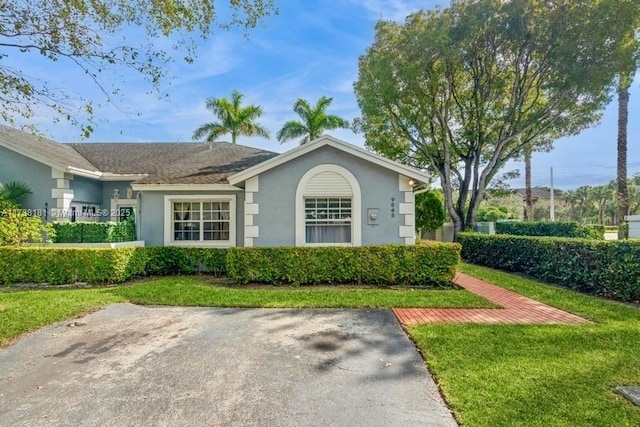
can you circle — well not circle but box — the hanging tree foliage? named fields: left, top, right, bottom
left=354, top=0, right=636, bottom=232
left=0, top=0, right=276, bottom=137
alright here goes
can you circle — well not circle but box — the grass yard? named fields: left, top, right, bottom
left=0, top=289, right=125, bottom=347
left=0, top=276, right=491, bottom=347
left=408, top=263, right=640, bottom=427
left=108, top=277, right=492, bottom=308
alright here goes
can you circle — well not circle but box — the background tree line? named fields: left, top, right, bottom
left=478, top=173, right=640, bottom=225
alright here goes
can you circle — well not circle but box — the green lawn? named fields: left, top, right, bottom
left=0, top=289, right=125, bottom=347
left=5, top=268, right=639, bottom=425
left=0, top=276, right=491, bottom=346
left=408, top=263, right=640, bottom=427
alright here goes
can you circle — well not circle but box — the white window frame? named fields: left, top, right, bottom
left=304, top=197, right=353, bottom=245
left=295, top=164, right=361, bottom=247
left=163, top=194, right=236, bottom=247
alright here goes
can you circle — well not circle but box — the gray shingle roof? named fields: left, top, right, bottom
left=0, top=125, right=98, bottom=172
left=516, top=188, right=551, bottom=199
left=67, top=142, right=278, bottom=184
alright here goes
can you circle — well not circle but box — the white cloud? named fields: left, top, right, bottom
left=348, top=0, right=447, bottom=22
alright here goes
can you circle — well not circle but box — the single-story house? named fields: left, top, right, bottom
left=0, top=125, right=429, bottom=247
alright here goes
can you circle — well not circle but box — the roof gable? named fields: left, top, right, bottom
left=228, top=135, right=430, bottom=185
left=0, top=125, right=98, bottom=173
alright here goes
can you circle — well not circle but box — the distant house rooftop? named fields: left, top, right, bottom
left=515, top=188, right=551, bottom=200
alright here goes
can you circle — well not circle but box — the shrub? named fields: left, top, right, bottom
left=0, top=210, right=55, bottom=246
left=0, top=247, right=140, bottom=285
left=0, top=244, right=458, bottom=287
left=227, top=243, right=460, bottom=287
left=457, top=232, right=640, bottom=302
left=415, top=190, right=446, bottom=233
left=495, top=221, right=604, bottom=239
left=478, top=206, right=513, bottom=222
left=0, top=246, right=228, bottom=285
left=141, top=247, right=227, bottom=276
left=51, top=219, right=136, bottom=243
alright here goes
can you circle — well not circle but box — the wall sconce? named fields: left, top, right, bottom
left=408, top=179, right=416, bottom=186
left=126, top=186, right=133, bottom=199
left=113, top=188, right=120, bottom=200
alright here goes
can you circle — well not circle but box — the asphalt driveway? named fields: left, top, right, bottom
left=0, top=304, right=456, bottom=426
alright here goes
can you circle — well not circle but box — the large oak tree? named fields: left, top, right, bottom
left=0, top=0, right=275, bottom=137
left=354, top=0, right=636, bottom=232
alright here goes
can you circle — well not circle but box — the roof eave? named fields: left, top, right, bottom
left=130, top=183, right=243, bottom=191
left=228, top=135, right=431, bottom=185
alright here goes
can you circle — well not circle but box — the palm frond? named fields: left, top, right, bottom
left=277, top=121, right=308, bottom=143
left=195, top=90, right=269, bottom=144
left=0, top=181, right=32, bottom=203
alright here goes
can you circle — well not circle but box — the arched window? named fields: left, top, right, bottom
left=295, top=164, right=361, bottom=246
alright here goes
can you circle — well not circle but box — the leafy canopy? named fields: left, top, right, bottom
left=277, top=96, right=349, bottom=145
left=192, top=90, right=270, bottom=144
left=415, top=190, right=446, bottom=233
left=354, top=0, right=636, bottom=232
left=0, top=211, right=55, bottom=246
left=0, top=0, right=276, bottom=137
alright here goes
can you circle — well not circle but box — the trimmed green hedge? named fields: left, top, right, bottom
left=495, top=221, right=604, bottom=239
left=0, top=247, right=227, bottom=285
left=458, top=232, right=640, bottom=302
left=0, top=247, right=143, bottom=285
left=0, top=243, right=460, bottom=287
left=227, top=243, right=460, bottom=287
left=141, top=247, right=227, bottom=276
left=51, top=220, right=136, bottom=243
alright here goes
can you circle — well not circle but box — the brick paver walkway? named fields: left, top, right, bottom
left=393, top=273, right=590, bottom=325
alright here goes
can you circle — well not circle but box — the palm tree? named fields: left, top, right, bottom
left=192, top=90, right=270, bottom=144
left=0, top=181, right=32, bottom=208
left=617, top=77, right=631, bottom=238
left=592, top=185, right=613, bottom=225
left=276, top=96, right=349, bottom=145
left=524, top=144, right=533, bottom=221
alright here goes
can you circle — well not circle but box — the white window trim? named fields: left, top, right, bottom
left=295, top=164, right=361, bottom=247
left=163, top=194, right=236, bottom=247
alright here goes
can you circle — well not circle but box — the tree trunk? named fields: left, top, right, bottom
left=524, top=144, right=533, bottom=221
left=617, top=80, right=630, bottom=239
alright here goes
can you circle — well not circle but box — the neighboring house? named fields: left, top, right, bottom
left=514, top=188, right=551, bottom=221
left=0, top=125, right=429, bottom=247
left=486, top=188, right=554, bottom=221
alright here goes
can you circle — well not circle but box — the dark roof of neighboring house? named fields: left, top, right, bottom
left=515, top=188, right=551, bottom=199
left=66, top=142, right=278, bottom=184
left=0, top=124, right=99, bottom=172
left=0, top=124, right=278, bottom=184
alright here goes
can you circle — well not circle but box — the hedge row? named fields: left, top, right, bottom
left=51, top=220, right=136, bottom=243
left=495, top=221, right=604, bottom=239
left=227, top=243, right=460, bottom=286
left=0, top=243, right=460, bottom=287
left=0, top=247, right=227, bottom=285
left=458, top=232, right=640, bottom=302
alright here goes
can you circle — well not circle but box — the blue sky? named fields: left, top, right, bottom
left=8, top=0, right=639, bottom=190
